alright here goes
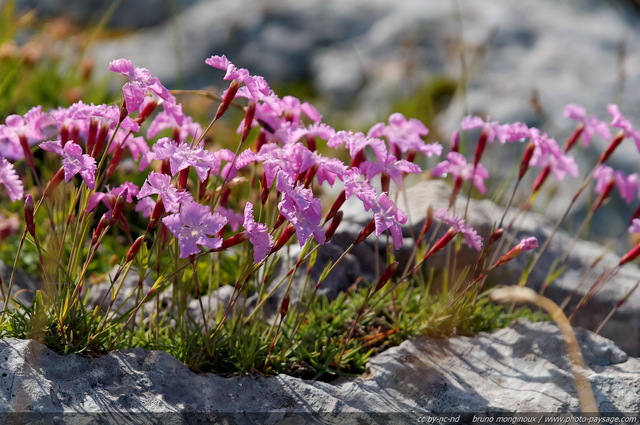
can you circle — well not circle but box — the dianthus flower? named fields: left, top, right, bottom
left=593, top=164, right=639, bottom=204
left=360, top=152, right=421, bottom=188
left=87, top=182, right=139, bottom=213
left=243, top=202, right=273, bottom=262
left=368, top=112, right=442, bottom=157
left=137, top=171, right=193, bottom=213
left=608, top=104, right=640, bottom=151
left=40, top=140, right=97, bottom=190
left=528, top=129, right=578, bottom=180
left=368, top=192, right=407, bottom=250
left=109, top=58, right=182, bottom=124
left=205, top=55, right=271, bottom=102
left=151, top=137, right=220, bottom=182
left=563, top=104, right=611, bottom=147
left=0, top=106, right=46, bottom=161
left=328, top=131, right=386, bottom=160
left=433, top=208, right=483, bottom=250
left=162, top=200, right=228, bottom=258
left=276, top=173, right=325, bottom=246
left=461, top=116, right=530, bottom=144
left=431, top=152, right=490, bottom=194
left=0, top=157, right=23, bottom=201
left=629, top=218, right=640, bottom=234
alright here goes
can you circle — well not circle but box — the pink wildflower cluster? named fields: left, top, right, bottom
left=0, top=53, right=637, bottom=273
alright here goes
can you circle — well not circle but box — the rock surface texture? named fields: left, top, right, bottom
left=336, top=180, right=640, bottom=357
left=0, top=320, right=638, bottom=421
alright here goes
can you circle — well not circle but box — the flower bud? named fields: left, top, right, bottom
left=241, top=101, right=256, bottom=143
left=493, top=237, right=538, bottom=268
left=354, top=219, right=376, bottom=245
left=126, top=235, right=145, bottom=263
left=325, top=190, right=346, bottom=223
left=599, top=131, right=625, bottom=165
left=43, top=168, right=65, bottom=199
left=422, top=229, right=457, bottom=262
left=324, top=211, right=343, bottom=242
left=24, top=194, right=35, bottom=238
left=563, top=124, right=585, bottom=153
left=221, top=232, right=247, bottom=249
left=215, top=80, right=242, bottom=120
left=271, top=225, right=296, bottom=254
left=619, top=242, right=640, bottom=266
left=519, top=141, right=535, bottom=179
left=374, top=261, right=398, bottom=293
left=280, top=295, right=290, bottom=319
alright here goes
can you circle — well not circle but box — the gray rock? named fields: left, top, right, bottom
left=336, top=179, right=640, bottom=356
left=0, top=260, right=39, bottom=311
left=2, top=320, right=638, bottom=418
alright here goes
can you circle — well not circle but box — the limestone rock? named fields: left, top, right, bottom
left=1, top=320, right=638, bottom=418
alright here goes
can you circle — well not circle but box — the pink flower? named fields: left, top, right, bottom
left=494, top=237, right=538, bottom=267
left=40, top=140, right=97, bottom=190
left=328, top=131, right=387, bottom=160
left=368, top=112, right=442, bottom=157
left=276, top=173, right=325, bottom=246
left=87, top=182, right=139, bottom=213
left=528, top=129, right=578, bottom=181
left=360, top=152, right=422, bottom=188
left=205, top=55, right=271, bottom=102
left=461, top=116, right=530, bottom=144
left=431, top=152, right=489, bottom=193
left=0, top=157, right=23, bottom=201
left=341, top=168, right=377, bottom=205
left=629, top=218, right=640, bottom=234
left=608, top=104, right=640, bottom=151
left=134, top=197, right=156, bottom=218
left=151, top=138, right=220, bottom=182
left=162, top=200, right=228, bottom=258
left=563, top=104, right=611, bottom=147
left=593, top=165, right=639, bottom=204
left=0, top=106, right=46, bottom=160
left=215, top=206, right=243, bottom=232
left=434, top=208, right=483, bottom=250
left=137, top=171, right=193, bottom=213
left=147, top=109, right=202, bottom=143
left=518, top=237, right=539, bottom=251
left=369, top=193, right=408, bottom=250
left=109, top=58, right=181, bottom=123
left=243, top=202, right=273, bottom=262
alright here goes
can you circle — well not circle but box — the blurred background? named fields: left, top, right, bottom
left=5, top=0, right=640, bottom=245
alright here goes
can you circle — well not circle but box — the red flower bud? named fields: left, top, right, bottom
left=221, top=232, right=247, bottom=249
left=374, top=261, right=398, bottom=293
left=422, top=229, right=457, bottom=262
left=474, top=130, right=488, bottom=166
left=24, top=194, right=35, bottom=238
left=324, top=211, right=343, bottom=242
left=354, top=219, right=376, bottom=245
left=215, top=80, right=242, bottom=120
left=43, top=168, right=65, bottom=199
left=519, top=141, right=535, bottom=179
left=564, top=124, right=585, bottom=153
left=619, top=243, right=640, bottom=266
left=280, top=295, right=290, bottom=319
left=599, top=131, right=625, bottom=165
left=271, top=225, right=296, bottom=254
left=126, top=235, right=145, bottom=263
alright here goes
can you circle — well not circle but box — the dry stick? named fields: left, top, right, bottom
left=489, top=286, right=598, bottom=414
